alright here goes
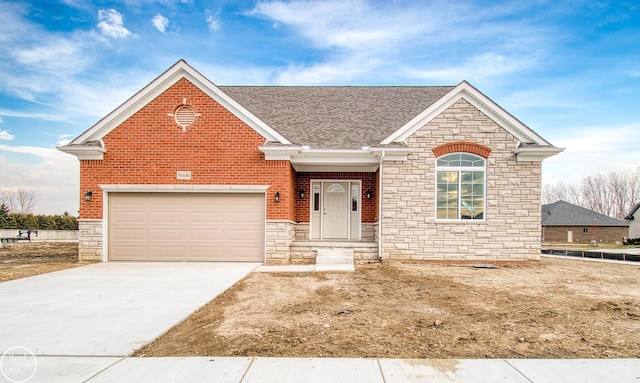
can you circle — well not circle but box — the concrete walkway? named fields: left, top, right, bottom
left=0, top=262, right=259, bottom=356
left=1, top=356, right=638, bottom=383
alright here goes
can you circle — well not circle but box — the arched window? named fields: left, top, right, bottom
left=436, top=153, right=486, bottom=220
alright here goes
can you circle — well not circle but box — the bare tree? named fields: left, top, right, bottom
left=0, top=188, right=37, bottom=214
left=543, top=167, right=640, bottom=220
left=541, top=182, right=580, bottom=205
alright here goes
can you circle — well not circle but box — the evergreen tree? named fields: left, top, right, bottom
left=0, top=204, right=9, bottom=229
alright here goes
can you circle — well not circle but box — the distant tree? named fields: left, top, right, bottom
left=12, top=214, right=38, bottom=230
left=542, top=167, right=640, bottom=220
left=55, top=215, right=77, bottom=230
left=36, top=215, right=57, bottom=230
left=0, top=204, right=10, bottom=228
left=0, top=188, right=37, bottom=214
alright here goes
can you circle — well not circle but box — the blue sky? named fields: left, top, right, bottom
left=0, top=0, right=639, bottom=214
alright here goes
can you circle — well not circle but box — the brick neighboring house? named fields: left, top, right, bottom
left=59, top=60, right=563, bottom=263
left=542, top=201, right=629, bottom=244
left=625, top=203, right=640, bottom=239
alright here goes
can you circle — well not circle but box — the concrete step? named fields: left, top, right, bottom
left=315, top=249, right=354, bottom=265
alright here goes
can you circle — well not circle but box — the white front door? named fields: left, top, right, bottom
left=322, top=182, right=350, bottom=239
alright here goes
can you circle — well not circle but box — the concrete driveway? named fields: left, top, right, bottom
left=0, top=262, right=259, bottom=356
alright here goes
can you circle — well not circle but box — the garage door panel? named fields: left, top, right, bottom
left=191, top=212, right=224, bottom=223
left=109, top=192, right=264, bottom=262
left=111, top=227, right=148, bottom=240
left=110, top=245, right=148, bottom=260
left=190, top=229, right=224, bottom=240
left=151, top=229, right=186, bottom=241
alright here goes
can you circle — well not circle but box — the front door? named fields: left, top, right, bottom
left=322, top=182, right=350, bottom=239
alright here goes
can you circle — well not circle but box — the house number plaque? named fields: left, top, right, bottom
left=176, top=171, right=192, bottom=180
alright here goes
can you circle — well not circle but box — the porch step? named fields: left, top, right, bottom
left=315, top=249, right=354, bottom=265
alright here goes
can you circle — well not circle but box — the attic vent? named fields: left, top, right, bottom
left=174, top=106, right=196, bottom=127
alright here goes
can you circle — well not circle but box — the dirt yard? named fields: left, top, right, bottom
left=0, top=242, right=91, bottom=282
left=137, top=258, right=640, bottom=359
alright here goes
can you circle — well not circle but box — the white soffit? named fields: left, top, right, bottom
left=68, top=60, right=291, bottom=146
left=381, top=81, right=553, bottom=147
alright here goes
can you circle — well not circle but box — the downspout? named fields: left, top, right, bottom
left=378, top=151, right=385, bottom=260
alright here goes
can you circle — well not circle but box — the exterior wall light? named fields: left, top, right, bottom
left=84, top=191, right=93, bottom=201
left=274, top=192, right=280, bottom=202
left=366, top=188, right=373, bottom=199
left=299, top=189, right=305, bottom=199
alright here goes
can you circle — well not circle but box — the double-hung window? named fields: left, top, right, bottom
left=436, top=153, right=486, bottom=220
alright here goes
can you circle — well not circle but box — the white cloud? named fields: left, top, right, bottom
left=274, top=54, right=381, bottom=85
left=251, top=0, right=432, bottom=51
left=249, top=1, right=546, bottom=85
left=97, top=9, right=133, bottom=38
left=0, top=130, right=14, bottom=141
left=542, top=124, right=640, bottom=186
left=402, top=53, right=533, bottom=84
left=152, top=14, right=169, bottom=33
left=56, top=134, right=74, bottom=147
left=205, top=9, right=221, bottom=31
left=0, top=144, right=79, bottom=215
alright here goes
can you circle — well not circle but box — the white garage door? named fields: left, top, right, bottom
left=108, top=193, right=264, bottom=261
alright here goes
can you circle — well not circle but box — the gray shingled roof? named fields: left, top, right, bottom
left=542, top=201, right=629, bottom=226
left=626, top=202, right=640, bottom=220
left=220, top=86, right=454, bottom=149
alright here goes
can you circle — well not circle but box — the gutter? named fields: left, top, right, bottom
left=378, top=151, right=385, bottom=260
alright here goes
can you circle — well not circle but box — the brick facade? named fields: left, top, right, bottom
left=381, top=99, right=542, bottom=261
left=79, top=78, right=295, bottom=222
left=77, top=78, right=297, bottom=261
left=542, top=225, right=629, bottom=243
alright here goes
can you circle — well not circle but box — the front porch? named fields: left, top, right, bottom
left=290, top=240, right=379, bottom=264
left=266, top=169, right=380, bottom=265
left=266, top=221, right=379, bottom=265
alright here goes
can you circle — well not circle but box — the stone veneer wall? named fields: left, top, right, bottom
left=381, top=98, right=542, bottom=262
left=266, top=220, right=296, bottom=264
left=628, top=220, right=640, bottom=239
left=78, top=219, right=103, bottom=261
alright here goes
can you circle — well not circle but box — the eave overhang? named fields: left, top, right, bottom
left=57, top=141, right=106, bottom=160
left=514, top=145, right=565, bottom=162
left=259, top=145, right=412, bottom=172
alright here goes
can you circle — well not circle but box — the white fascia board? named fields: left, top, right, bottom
left=259, top=145, right=303, bottom=160
left=293, top=164, right=380, bottom=172
left=261, top=146, right=411, bottom=166
left=70, top=60, right=290, bottom=145
left=369, top=147, right=412, bottom=161
left=57, top=141, right=106, bottom=160
left=514, top=146, right=565, bottom=162
left=381, top=81, right=552, bottom=146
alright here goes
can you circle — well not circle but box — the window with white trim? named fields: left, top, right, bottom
left=436, top=153, right=486, bottom=220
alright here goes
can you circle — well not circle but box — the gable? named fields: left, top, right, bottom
left=59, top=60, right=290, bottom=159
left=381, top=81, right=563, bottom=162
left=102, top=77, right=267, bottom=159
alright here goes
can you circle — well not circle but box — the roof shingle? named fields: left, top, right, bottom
left=542, top=201, right=629, bottom=226
left=220, top=86, right=454, bottom=149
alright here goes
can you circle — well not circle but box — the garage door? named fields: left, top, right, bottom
left=108, top=193, right=264, bottom=261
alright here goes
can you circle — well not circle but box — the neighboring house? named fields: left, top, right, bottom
left=625, top=203, right=640, bottom=239
left=59, top=60, right=562, bottom=263
left=542, top=201, right=629, bottom=243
